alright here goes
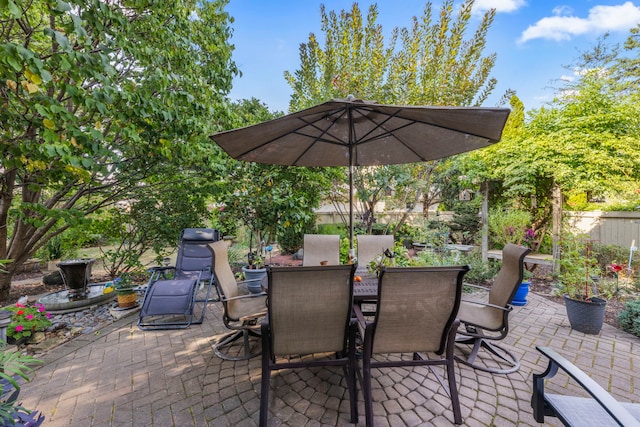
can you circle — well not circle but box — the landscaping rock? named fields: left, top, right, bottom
left=42, top=271, right=64, bottom=286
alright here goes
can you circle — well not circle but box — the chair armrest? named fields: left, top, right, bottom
left=222, top=292, right=266, bottom=302
left=148, top=266, right=175, bottom=273
left=533, top=346, right=639, bottom=426
left=463, top=283, right=490, bottom=291
left=460, top=299, right=511, bottom=312
left=352, top=305, right=369, bottom=338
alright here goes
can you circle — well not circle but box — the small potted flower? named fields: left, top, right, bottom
left=111, top=274, right=138, bottom=309
left=6, top=302, right=52, bottom=345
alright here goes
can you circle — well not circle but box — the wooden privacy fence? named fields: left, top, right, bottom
left=566, top=211, right=640, bottom=248
left=316, top=209, right=640, bottom=249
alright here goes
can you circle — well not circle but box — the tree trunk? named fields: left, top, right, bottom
left=552, top=183, right=563, bottom=274
left=0, top=272, right=13, bottom=301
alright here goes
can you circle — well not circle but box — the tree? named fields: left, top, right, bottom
left=284, top=0, right=502, bottom=233
left=0, top=1, right=237, bottom=298
left=463, top=35, right=640, bottom=249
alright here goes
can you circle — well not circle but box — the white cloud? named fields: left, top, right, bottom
left=520, top=2, right=640, bottom=43
left=474, top=0, right=527, bottom=13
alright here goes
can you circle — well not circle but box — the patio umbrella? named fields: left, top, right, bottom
left=211, top=96, right=510, bottom=250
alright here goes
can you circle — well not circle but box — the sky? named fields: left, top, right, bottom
left=225, top=0, right=640, bottom=113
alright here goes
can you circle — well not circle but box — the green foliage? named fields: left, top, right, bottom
left=340, top=237, right=351, bottom=265
left=464, top=33, right=640, bottom=238
left=556, top=233, right=601, bottom=299
left=0, top=348, right=43, bottom=426
left=316, top=223, right=347, bottom=238
left=214, top=99, right=336, bottom=257
left=591, top=243, right=632, bottom=273
left=92, top=182, right=209, bottom=276
left=463, top=254, right=501, bottom=285
left=285, top=0, right=500, bottom=236
left=447, top=202, right=482, bottom=245
left=276, top=217, right=316, bottom=255
left=5, top=303, right=52, bottom=341
left=488, top=208, right=532, bottom=249
left=0, top=0, right=237, bottom=297
left=618, top=299, right=640, bottom=337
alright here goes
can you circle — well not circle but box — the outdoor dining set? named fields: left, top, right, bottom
left=134, top=228, right=537, bottom=426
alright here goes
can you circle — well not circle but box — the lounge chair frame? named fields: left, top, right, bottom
left=138, top=228, right=220, bottom=330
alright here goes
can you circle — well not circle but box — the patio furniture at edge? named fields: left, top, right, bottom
left=455, top=243, right=531, bottom=374
left=354, top=265, right=470, bottom=426
left=260, top=264, right=358, bottom=426
left=356, top=234, right=395, bottom=267
left=208, top=240, right=267, bottom=361
left=302, top=234, right=340, bottom=266
left=138, top=228, right=221, bottom=330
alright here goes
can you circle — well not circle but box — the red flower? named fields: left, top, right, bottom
left=16, top=310, right=24, bottom=315
left=610, top=263, right=624, bottom=273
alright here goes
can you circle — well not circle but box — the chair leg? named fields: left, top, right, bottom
left=213, top=329, right=261, bottom=361
left=362, top=355, right=374, bottom=427
left=447, top=357, right=462, bottom=424
left=455, top=337, right=520, bottom=374
left=259, top=350, right=270, bottom=426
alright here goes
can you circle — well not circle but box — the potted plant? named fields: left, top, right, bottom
left=241, top=252, right=266, bottom=294
left=112, top=275, right=138, bottom=309
left=512, top=269, right=533, bottom=306
left=556, top=236, right=605, bottom=334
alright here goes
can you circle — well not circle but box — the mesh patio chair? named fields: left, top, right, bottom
left=356, top=234, right=395, bottom=267
left=208, top=240, right=267, bottom=361
left=260, top=264, right=358, bottom=426
left=138, top=228, right=221, bottom=330
left=455, top=243, right=531, bottom=374
left=302, top=234, right=340, bottom=266
left=354, top=265, right=469, bottom=426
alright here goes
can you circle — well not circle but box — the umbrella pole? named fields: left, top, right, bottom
left=349, top=165, right=354, bottom=253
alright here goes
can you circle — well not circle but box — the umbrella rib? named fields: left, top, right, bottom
left=230, top=107, right=348, bottom=159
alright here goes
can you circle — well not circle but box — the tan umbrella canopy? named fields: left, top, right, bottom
left=211, top=96, right=510, bottom=249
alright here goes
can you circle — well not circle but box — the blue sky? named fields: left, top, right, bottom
left=225, top=0, right=640, bottom=113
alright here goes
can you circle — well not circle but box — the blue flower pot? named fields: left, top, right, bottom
left=511, top=281, right=530, bottom=306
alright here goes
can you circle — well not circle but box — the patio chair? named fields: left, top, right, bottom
left=208, top=240, right=267, bottom=361
left=138, top=228, right=221, bottom=330
left=356, top=234, right=395, bottom=267
left=260, top=264, right=358, bottom=426
left=455, top=243, right=531, bottom=374
left=302, top=234, right=340, bottom=266
left=354, top=265, right=469, bottom=426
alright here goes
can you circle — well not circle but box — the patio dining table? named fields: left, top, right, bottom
left=353, top=266, right=378, bottom=301
left=261, top=266, right=379, bottom=301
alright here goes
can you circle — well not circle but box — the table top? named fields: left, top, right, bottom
left=353, top=267, right=378, bottom=301
left=261, top=267, right=379, bottom=301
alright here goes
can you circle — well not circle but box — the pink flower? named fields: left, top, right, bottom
left=46, top=313, right=51, bottom=319
left=26, top=314, right=33, bottom=320
left=15, top=325, right=23, bottom=332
